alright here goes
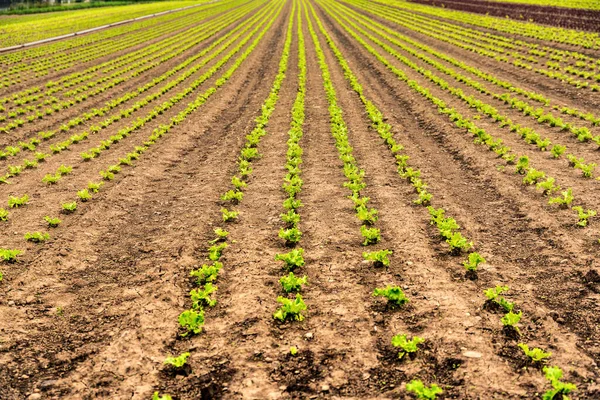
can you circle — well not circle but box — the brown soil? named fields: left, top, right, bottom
left=0, top=0, right=599, bottom=399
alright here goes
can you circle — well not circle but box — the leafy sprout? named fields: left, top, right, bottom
left=501, top=310, right=523, bottom=333
left=406, top=379, right=443, bottom=400
left=446, top=232, right=473, bottom=254
left=281, top=210, right=300, bottom=227
left=87, top=181, right=104, bottom=193
left=208, top=243, right=227, bottom=261
left=572, top=206, right=596, bottom=227
left=24, top=232, right=50, bottom=243
left=373, top=286, right=409, bottom=306
left=279, top=227, right=302, bottom=245
left=221, top=189, right=243, bottom=204
left=542, top=366, right=577, bottom=400
left=62, top=202, right=77, bottom=213
left=275, top=248, right=305, bottom=270
left=44, top=216, right=61, bottom=228
left=0, top=248, right=21, bottom=263
left=163, top=352, right=190, bottom=369
left=518, top=343, right=551, bottom=363
left=391, top=334, right=424, bottom=359
left=484, top=285, right=514, bottom=312
left=190, top=262, right=222, bottom=285
left=356, top=205, right=378, bottom=225
left=0, top=208, right=8, bottom=221
left=8, top=194, right=28, bottom=208
left=363, top=249, right=393, bottom=267
left=190, top=283, right=217, bottom=308
left=548, top=188, right=574, bottom=208
left=463, top=252, right=485, bottom=272
left=279, top=272, right=308, bottom=293
left=77, top=189, right=92, bottom=202
left=360, top=225, right=380, bottom=246
left=221, top=208, right=238, bottom=222
left=273, top=294, right=307, bottom=322
left=208, top=228, right=229, bottom=244
left=178, top=308, right=204, bottom=336
left=152, top=392, right=172, bottom=400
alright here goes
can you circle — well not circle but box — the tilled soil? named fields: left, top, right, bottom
left=0, top=0, right=599, bottom=399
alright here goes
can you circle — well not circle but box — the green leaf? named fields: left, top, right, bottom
left=163, top=352, right=190, bottom=368
left=373, top=285, right=409, bottom=306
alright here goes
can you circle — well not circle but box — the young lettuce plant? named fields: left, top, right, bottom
left=87, top=181, right=104, bottom=193
left=77, top=189, right=92, bottom=202
left=391, top=334, right=425, bottom=359
left=275, top=248, right=304, bottom=271
left=62, top=201, right=77, bottom=214
left=551, top=145, right=566, bottom=159
left=279, top=272, right=308, bottom=293
left=208, top=243, right=228, bottom=261
left=178, top=308, right=204, bottom=336
left=0, top=208, right=8, bottom=221
left=281, top=210, right=300, bottom=227
left=518, top=343, right=551, bottom=363
left=190, top=262, right=222, bottom=285
left=373, top=286, right=409, bottom=306
left=8, top=194, right=28, bottom=208
left=279, top=227, right=302, bottom=246
left=221, top=190, right=243, bottom=204
left=515, top=155, right=529, bottom=174
left=221, top=208, right=238, bottom=222
left=502, top=310, right=523, bottom=335
left=273, top=294, right=307, bottom=322
left=0, top=248, right=21, bottom=262
left=446, top=232, right=473, bottom=254
left=548, top=188, right=573, bottom=208
left=42, top=173, right=60, bottom=185
left=163, top=352, right=190, bottom=369
left=463, top=252, right=485, bottom=272
left=542, top=366, right=577, bottom=400
left=572, top=206, right=596, bottom=227
left=152, top=392, right=172, bottom=400
left=484, top=285, right=514, bottom=312
left=536, top=177, right=560, bottom=196
left=190, top=283, right=217, bottom=308
left=356, top=205, right=378, bottom=225
left=406, top=379, right=443, bottom=400
left=208, top=228, right=229, bottom=244
left=24, top=232, right=50, bottom=243
left=43, top=216, right=61, bottom=228
left=363, top=249, right=392, bottom=267
left=360, top=225, right=380, bottom=246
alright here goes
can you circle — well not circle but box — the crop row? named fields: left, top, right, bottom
left=372, top=0, right=600, bottom=49
left=0, top=3, right=272, bottom=187
left=0, top=0, right=253, bottom=112
left=0, top=2, right=229, bottom=87
left=314, top=1, right=579, bottom=397
left=0, top=0, right=281, bottom=244
left=0, top=1, right=253, bottom=114
left=273, top=3, right=309, bottom=323
left=0, top=0, right=214, bottom=48
left=153, top=2, right=290, bottom=397
left=336, top=3, right=600, bottom=169
left=325, top=0, right=599, bottom=229
left=0, top=1, right=260, bottom=139
left=306, top=2, right=445, bottom=396
left=345, top=0, right=600, bottom=98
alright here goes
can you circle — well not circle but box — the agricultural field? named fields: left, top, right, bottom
left=0, top=0, right=599, bottom=398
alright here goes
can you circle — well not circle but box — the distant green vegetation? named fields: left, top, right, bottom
left=0, top=1, right=146, bottom=16
left=0, top=0, right=204, bottom=47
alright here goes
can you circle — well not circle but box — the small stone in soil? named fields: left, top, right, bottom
left=463, top=351, right=482, bottom=358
